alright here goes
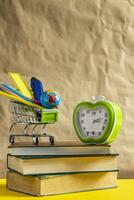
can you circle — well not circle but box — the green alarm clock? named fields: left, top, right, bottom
left=73, top=96, right=122, bottom=144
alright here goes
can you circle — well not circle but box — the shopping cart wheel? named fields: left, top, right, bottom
left=33, top=136, right=39, bottom=145
left=49, top=136, right=54, bottom=145
left=9, top=135, right=15, bottom=144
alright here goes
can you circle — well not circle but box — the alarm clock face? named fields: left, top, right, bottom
left=73, top=100, right=122, bottom=144
left=77, top=107, right=109, bottom=139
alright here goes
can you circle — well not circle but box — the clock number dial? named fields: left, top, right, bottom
left=77, top=107, right=108, bottom=139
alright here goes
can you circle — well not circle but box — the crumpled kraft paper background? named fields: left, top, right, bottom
left=0, top=0, right=134, bottom=178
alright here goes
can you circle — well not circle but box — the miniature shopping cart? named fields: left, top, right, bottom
left=9, top=100, right=59, bottom=145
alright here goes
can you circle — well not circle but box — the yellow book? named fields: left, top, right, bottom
left=7, top=170, right=118, bottom=196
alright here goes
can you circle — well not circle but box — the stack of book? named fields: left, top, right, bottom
left=7, top=143, right=118, bottom=196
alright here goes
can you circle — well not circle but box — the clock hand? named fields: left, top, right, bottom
left=93, top=118, right=101, bottom=123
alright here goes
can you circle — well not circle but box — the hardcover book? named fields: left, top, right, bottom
left=8, top=142, right=113, bottom=156
left=7, top=170, right=118, bottom=196
left=7, top=153, right=118, bottom=175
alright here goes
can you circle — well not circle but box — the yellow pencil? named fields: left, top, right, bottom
left=0, top=91, right=43, bottom=109
left=8, top=72, right=33, bottom=99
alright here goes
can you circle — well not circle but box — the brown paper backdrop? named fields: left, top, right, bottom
left=0, top=0, right=134, bottom=178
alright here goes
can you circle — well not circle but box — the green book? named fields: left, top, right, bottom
left=8, top=142, right=113, bottom=156
left=7, top=153, right=118, bottom=175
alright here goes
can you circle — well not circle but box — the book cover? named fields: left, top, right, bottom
left=7, top=154, right=118, bottom=175
left=7, top=170, right=118, bottom=196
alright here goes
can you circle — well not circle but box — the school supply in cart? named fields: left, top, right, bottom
left=0, top=90, right=43, bottom=109
left=0, top=73, right=61, bottom=109
left=0, top=82, right=35, bottom=103
left=31, top=77, right=44, bottom=102
left=31, top=77, right=61, bottom=108
left=8, top=72, right=33, bottom=99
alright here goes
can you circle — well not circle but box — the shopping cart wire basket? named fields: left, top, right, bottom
left=9, top=100, right=59, bottom=145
